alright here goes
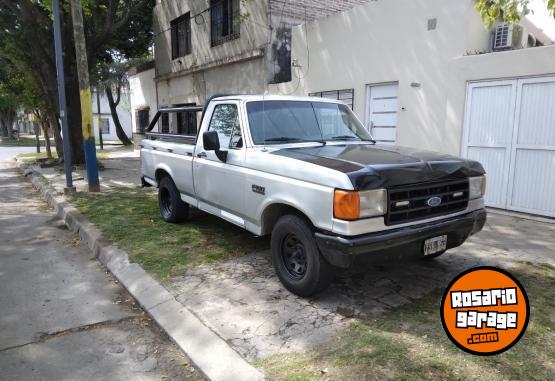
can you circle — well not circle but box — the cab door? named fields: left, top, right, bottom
left=193, top=101, right=247, bottom=226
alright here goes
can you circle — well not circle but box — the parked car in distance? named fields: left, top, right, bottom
left=140, top=95, right=487, bottom=296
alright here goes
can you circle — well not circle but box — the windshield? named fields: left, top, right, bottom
left=246, top=100, right=373, bottom=145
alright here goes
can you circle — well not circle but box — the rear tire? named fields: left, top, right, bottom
left=158, top=176, right=188, bottom=223
left=271, top=214, right=334, bottom=297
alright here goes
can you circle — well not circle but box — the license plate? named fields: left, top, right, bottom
left=424, top=235, right=447, bottom=256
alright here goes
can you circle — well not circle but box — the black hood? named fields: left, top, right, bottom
left=272, top=144, right=485, bottom=190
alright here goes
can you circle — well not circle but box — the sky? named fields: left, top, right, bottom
left=528, top=0, right=555, bottom=39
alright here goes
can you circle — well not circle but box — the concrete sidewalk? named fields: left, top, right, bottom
left=31, top=145, right=141, bottom=193
left=0, top=146, right=201, bottom=380
left=14, top=146, right=265, bottom=381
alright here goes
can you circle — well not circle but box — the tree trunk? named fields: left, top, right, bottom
left=34, top=123, right=41, bottom=153
left=105, top=87, right=132, bottom=145
left=49, top=112, right=64, bottom=160
left=41, top=119, right=52, bottom=159
left=0, top=118, right=7, bottom=137
left=2, top=113, right=15, bottom=138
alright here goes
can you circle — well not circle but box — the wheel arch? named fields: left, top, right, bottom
left=260, top=202, right=315, bottom=236
left=154, top=164, right=174, bottom=185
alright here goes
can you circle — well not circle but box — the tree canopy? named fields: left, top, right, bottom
left=476, top=0, right=555, bottom=29
left=0, top=0, right=154, bottom=162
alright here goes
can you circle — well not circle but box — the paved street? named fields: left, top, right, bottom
left=0, top=147, right=201, bottom=381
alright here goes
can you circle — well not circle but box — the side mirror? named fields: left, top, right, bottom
left=203, top=131, right=220, bottom=151
left=202, top=130, right=228, bottom=163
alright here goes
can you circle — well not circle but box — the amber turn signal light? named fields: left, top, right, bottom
left=334, top=190, right=360, bottom=220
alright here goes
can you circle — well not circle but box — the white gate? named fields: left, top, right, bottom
left=463, top=76, right=555, bottom=217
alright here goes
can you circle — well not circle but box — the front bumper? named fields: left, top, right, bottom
left=315, top=209, right=487, bottom=268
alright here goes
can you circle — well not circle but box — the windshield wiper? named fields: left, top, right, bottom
left=264, top=137, right=303, bottom=142
left=264, top=137, right=326, bottom=145
left=330, top=135, right=359, bottom=140
left=330, top=135, right=376, bottom=143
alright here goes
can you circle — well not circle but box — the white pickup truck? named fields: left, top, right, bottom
left=140, top=95, right=487, bottom=296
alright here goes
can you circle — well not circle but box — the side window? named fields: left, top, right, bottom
left=208, top=104, right=243, bottom=149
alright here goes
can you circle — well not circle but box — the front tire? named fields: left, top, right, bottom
left=271, top=215, right=334, bottom=297
left=158, top=176, right=188, bottom=223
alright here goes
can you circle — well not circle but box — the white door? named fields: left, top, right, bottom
left=507, top=77, right=555, bottom=216
left=462, top=80, right=517, bottom=208
left=366, top=83, right=398, bottom=144
left=462, top=76, right=555, bottom=217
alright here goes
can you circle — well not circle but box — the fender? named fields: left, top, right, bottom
left=257, top=196, right=322, bottom=235
left=154, top=163, right=176, bottom=186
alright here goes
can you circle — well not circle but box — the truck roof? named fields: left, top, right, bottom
left=210, top=94, right=346, bottom=104
left=148, top=94, right=350, bottom=135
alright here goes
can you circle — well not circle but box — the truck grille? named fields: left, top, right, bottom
left=386, top=179, right=469, bottom=225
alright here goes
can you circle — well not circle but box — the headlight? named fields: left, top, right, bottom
left=469, top=176, right=486, bottom=200
left=334, top=189, right=387, bottom=220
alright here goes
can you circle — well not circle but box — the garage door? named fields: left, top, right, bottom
left=462, top=77, right=555, bottom=217
left=366, top=83, right=398, bottom=144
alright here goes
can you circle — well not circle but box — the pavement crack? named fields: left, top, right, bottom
left=0, top=315, right=140, bottom=353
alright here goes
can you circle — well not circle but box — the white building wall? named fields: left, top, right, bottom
left=92, top=90, right=133, bottom=142
left=270, top=0, right=554, bottom=155
left=129, top=67, right=157, bottom=134
left=156, top=58, right=266, bottom=107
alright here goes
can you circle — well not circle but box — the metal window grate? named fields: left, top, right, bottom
left=309, top=89, right=354, bottom=109
left=175, top=103, right=198, bottom=135
left=210, top=0, right=240, bottom=47
left=171, top=13, right=191, bottom=59
left=386, top=179, right=469, bottom=225
left=136, top=108, right=150, bottom=134
left=161, top=113, right=169, bottom=133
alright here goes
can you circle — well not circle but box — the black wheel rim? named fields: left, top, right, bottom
left=160, top=187, right=172, bottom=217
left=281, top=233, right=307, bottom=279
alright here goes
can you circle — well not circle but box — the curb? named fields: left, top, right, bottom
left=16, top=160, right=265, bottom=381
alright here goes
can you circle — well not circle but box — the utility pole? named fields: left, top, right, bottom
left=96, top=88, right=104, bottom=150
left=52, top=0, right=75, bottom=195
left=70, top=0, right=100, bottom=192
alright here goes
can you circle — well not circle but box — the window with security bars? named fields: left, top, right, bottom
left=161, top=113, right=169, bottom=133
left=100, top=118, right=110, bottom=134
left=210, top=0, right=240, bottom=47
left=309, top=89, right=354, bottom=109
left=175, top=103, right=198, bottom=135
left=136, top=108, right=150, bottom=134
left=171, top=13, right=191, bottom=59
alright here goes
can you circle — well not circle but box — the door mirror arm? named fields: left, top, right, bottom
left=215, top=150, right=228, bottom=163
left=202, top=130, right=228, bottom=162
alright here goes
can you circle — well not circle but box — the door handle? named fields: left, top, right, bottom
left=197, top=152, right=207, bottom=158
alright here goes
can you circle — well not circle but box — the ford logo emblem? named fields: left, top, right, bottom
left=427, top=196, right=442, bottom=207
